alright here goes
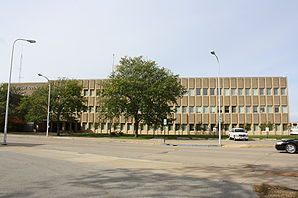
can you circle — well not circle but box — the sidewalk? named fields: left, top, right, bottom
left=1, top=133, right=278, bottom=148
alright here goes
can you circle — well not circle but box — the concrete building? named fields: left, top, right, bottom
left=12, top=76, right=289, bottom=135
left=79, top=76, right=289, bottom=135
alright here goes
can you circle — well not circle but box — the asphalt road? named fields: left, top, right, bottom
left=0, top=134, right=297, bottom=198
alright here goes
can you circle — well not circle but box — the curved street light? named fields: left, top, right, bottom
left=2, top=39, right=36, bottom=145
left=210, top=50, right=222, bottom=145
left=38, top=74, right=51, bottom=137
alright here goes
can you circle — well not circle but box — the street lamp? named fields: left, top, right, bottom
left=210, top=50, right=222, bottom=145
left=2, top=39, right=36, bottom=145
left=38, top=74, right=51, bottom=137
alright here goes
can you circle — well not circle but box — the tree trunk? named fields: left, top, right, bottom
left=57, top=122, right=60, bottom=136
left=134, top=120, right=139, bottom=137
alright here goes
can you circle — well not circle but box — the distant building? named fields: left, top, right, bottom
left=13, top=76, right=289, bottom=135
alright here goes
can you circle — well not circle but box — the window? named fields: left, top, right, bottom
left=196, top=88, right=201, bottom=96
left=101, top=123, right=106, bottom=130
left=246, top=106, right=251, bottom=113
left=121, top=123, right=126, bottom=131
left=210, top=88, right=215, bottom=96
left=267, top=88, right=272, bottom=95
left=203, top=88, right=208, bottom=96
left=245, top=88, right=250, bottom=96
left=82, top=123, right=88, bottom=130
left=224, top=88, right=229, bottom=96
left=253, top=106, right=258, bottom=113
left=175, top=106, right=181, bottom=113
left=189, top=124, right=195, bottom=131
left=283, top=124, right=288, bottom=131
left=83, top=89, right=89, bottom=97
left=183, top=90, right=188, bottom=96
left=260, top=105, right=265, bottom=113
left=281, top=88, right=286, bottom=96
left=182, top=106, right=188, bottom=113
left=189, top=106, right=194, bottom=113
left=89, top=106, right=94, bottom=113
left=89, top=123, right=94, bottom=129
left=252, top=88, right=258, bottom=96
left=175, top=124, right=181, bottom=131
left=259, top=88, right=264, bottom=96
left=90, top=89, right=95, bottom=96
left=182, top=124, right=187, bottom=131
left=224, top=106, right=230, bottom=113
left=95, top=123, right=100, bottom=130
left=238, top=88, right=243, bottom=96
left=282, top=105, right=288, bottom=113
left=274, top=105, right=280, bottom=113
left=210, top=106, right=216, bottom=113
left=231, top=88, right=236, bottom=96
left=239, top=106, right=244, bottom=113
left=168, top=124, right=173, bottom=131
left=276, top=124, right=280, bottom=131
left=267, top=105, right=273, bottom=113
left=127, top=123, right=132, bottom=131
left=232, top=106, right=236, bottom=113
left=203, top=106, right=208, bottom=113
left=189, top=88, right=194, bottom=96
left=254, top=124, right=259, bottom=131
left=274, top=88, right=279, bottom=95
left=196, top=106, right=202, bottom=113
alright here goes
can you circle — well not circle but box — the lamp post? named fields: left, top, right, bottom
left=38, top=74, right=51, bottom=137
left=210, top=50, right=222, bottom=145
left=2, top=39, right=36, bottom=145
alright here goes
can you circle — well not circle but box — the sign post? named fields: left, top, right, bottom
left=163, top=119, right=167, bottom=144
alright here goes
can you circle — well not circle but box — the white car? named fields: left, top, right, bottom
left=290, top=127, right=298, bottom=135
left=229, top=128, right=248, bottom=141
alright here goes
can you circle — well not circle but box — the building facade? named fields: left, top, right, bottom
left=79, top=77, right=289, bottom=135
left=12, top=76, right=289, bottom=135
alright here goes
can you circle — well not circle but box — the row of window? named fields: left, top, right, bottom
left=84, top=105, right=288, bottom=114
left=184, top=88, right=287, bottom=96
left=174, top=105, right=288, bottom=114
left=83, top=89, right=98, bottom=97
left=82, top=87, right=287, bottom=97
left=83, top=123, right=288, bottom=132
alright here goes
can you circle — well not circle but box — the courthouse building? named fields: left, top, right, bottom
left=13, top=76, right=290, bottom=135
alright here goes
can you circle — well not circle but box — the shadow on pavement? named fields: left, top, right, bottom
left=0, top=142, right=43, bottom=147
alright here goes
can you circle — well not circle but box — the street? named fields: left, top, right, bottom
left=0, top=134, right=297, bottom=198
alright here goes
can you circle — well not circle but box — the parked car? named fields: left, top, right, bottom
left=228, top=128, right=248, bottom=141
left=289, top=127, right=298, bottom=135
left=275, top=139, right=298, bottom=154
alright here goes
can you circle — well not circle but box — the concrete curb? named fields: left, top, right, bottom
left=161, top=143, right=221, bottom=147
left=161, top=143, right=274, bottom=148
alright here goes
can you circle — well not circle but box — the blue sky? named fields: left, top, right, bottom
left=1, top=0, right=298, bottom=121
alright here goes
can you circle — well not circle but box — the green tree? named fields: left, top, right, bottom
left=19, top=79, right=86, bottom=135
left=100, top=56, right=185, bottom=137
left=0, top=84, right=24, bottom=131
left=244, top=123, right=251, bottom=132
left=18, top=86, right=48, bottom=131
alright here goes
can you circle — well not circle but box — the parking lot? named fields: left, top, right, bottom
left=0, top=134, right=297, bottom=198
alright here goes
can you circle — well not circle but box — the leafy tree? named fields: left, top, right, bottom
left=259, top=122, right=274, bottom=131
left=19, top=79, right=86, bottom=135
left=244, top=124, right=251, bottom=132
left=18, top=86, right=48, bottom=128
left=0, top=84, right=24, bottom=131
left=100, top=56, right=185, bottom=137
